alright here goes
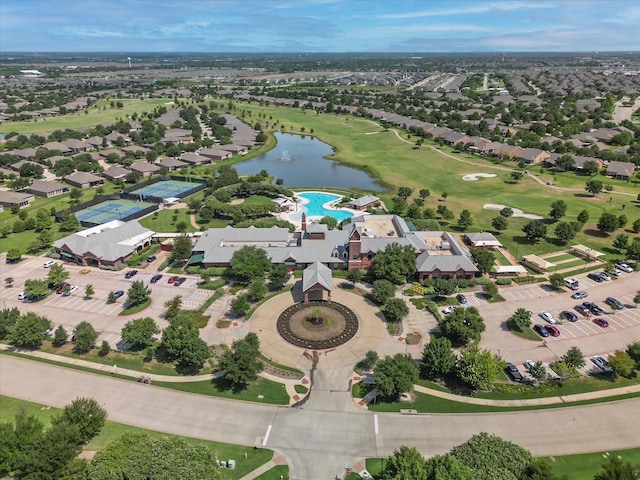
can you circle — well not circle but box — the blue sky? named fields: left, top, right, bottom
left=1, top=0, right=639, bottom=53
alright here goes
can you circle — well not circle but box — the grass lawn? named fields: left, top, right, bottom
left=138, top=208, right=197, bottom=233
left=154, top=376, right=290, bottom=405
left=254, top=465, right=290, bottom=480
left=0, top=395, right=274, bottom=480
left=507, top=321, right=544, bottom=341
left=237, top=104, right=640, bottom=259
left=0, top=98, right=179, bottom=134
left=493, top=248, right=513, bottom=266
left=294, top=384, right=308, bottom=394
left=119, top=298, right=151, bottom=316
left=554, top=258, right=588, bottom=269
left=543, top=449, right=640, bottom=480
left=546, top=253, right=579, bottom=262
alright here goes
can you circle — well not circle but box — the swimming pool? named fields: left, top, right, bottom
left=296, top=192, right=354, bottom=221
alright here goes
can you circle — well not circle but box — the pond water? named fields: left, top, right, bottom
left=234, top=132, right=384, bottom=191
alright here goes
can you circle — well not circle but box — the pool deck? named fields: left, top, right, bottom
left=275, top=191, right=364, bottom=228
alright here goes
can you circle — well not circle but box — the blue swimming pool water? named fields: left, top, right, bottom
left=296, top=192, right=354, bottom=221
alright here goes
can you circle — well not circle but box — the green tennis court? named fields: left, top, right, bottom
left=75, top=199, right=155, bottom=225
left=129, top=180, right=198, bottom=200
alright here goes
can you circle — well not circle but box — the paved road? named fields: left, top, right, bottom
left=3, top=356, right=640, bottom=480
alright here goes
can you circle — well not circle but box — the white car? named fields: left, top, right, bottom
left=608, top=268, right=622, bottom=277
left=64, top=285, right=78, bottom=296
left=615, top=263, right=633, bottom=273
left=43, top=260, right=56, bottom=268
left=539, top=311, right=557, bottom=324
left=523, top=360, right=537, bottom=371
left=598, top=272, right=611, bottom=281
left=592, top=356, right=612, bottom=372
left=441, top=306, right=455, bottom=315
left=17, top=291, right=26, bottom=300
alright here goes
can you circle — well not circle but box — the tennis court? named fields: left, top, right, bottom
left=129, top=180, right=198, bottom=200
left=75, top=199, right=156, bottom=225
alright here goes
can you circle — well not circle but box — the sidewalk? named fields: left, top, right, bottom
left=237, top=453, right=287, bottom=480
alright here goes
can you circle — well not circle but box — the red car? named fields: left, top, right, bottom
left=56, top=282, right=70, bottom=294
left=575, top=304, right=592, bottom=317
left=168, top=275, right=180, bottom=284
left=593, top=318, right=609, bottom=328
left=545, top=325, right=560, bottom=337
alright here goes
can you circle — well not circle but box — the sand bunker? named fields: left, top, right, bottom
left=484, top=204, right=543, bottom=220
left=462, top=173, right=497, bottom=181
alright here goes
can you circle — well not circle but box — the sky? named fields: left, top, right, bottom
left=1, top=0, right=639, bottom=53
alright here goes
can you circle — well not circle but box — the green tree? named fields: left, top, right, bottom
left=549, top=273, right=565, bottom=289
left=607, top=350, right=635, bottom=378
left=175, top=221, right=188, bottom=233
left=73, top=321, right=98, bottom=354
left=383, top=298, right=409, bottom=322
left=89, top=433, right=227, bottom=480
left=319, top=215, right=338, bottom=230
left=160, top=313, right=209, bottom=371
left=632, top=218, right=640, bottom=234
left=424, top=454, right=474, bottom=480
left=522, top=220, right=547, bottom=243
left=346, top=268, right=363, bottom=286
left=450, top=432, right=533, bottom=479
left=107, top=291, right=118, bottom=304
left=247, top=278, right=268, bottom=301
left=521, top=459, right=569, bottom=480
left=371, top=244, right=417, bottom=285
left=23, top=279, right=49, bottom=300
left=0, top=413, right=44, bottom=476
left=229, top=246, right=272, bottom=282
left=58, top=211, right=80, bottom=232
left=582, top=160, right=600, bottom=176
left=470, top=248, right=495, bottom=274
left=500, top=207, right=513, bottom=218
left=126, top=280, right=151, bottom=308
left=613, top=233, right=629, bottom=252
left=397, top=186, right=413, bottom=200
left=628, top=238, right=640, bottom=261
left=0, top=307, right=20, bottom=340
left=549, top=200, right=567, bottom=221
left=8, top=312, right=52, bottom=349
left=69, top=188, right=83, bottom=203
left=510, top=170, right=524, bottom=182
left=419, top=189, right=431, bottom=200
left=421, top=336, right=456, bottom=379
left=482, top=282, right=498, bottom=301
left=554, top=221, right=578, bottom=244
left=491, top=215, right=508, bottom=232
left=230, top=294, right=251, bottom=316
left=627, top=341, right=640, bottom=364
left=6, top=248, right=22, bottom=263
left=455, top=345, right=501, bottom=391
left=432, top=278, right=456, bottom=297
left=52, top=325, right=68, bottom=347
left=34, top=208, right=53, bottom=231
left=508, top=308, right=532, bottom=330
left=163, top=295, right=182, bottom=319
left=597, top=213, right=619, bottom=234
left=268, top=264, right=289, bottom=290
left=458, top=209, right=473, bottom=229
left=525, top=361, right=547, bottom=382
left=585, top=179, right=604, bottom=196
left=356, top=350, right=379, bottom=371
left=382, top=445, right=428, bottom=480
left=440, top=307, right=486, bottom=346
left=84, top=284, right=94, bottom=299
left=374, top=353, right=419, bottom=399
left=47, top=263, right=70, bottom=287
left=577, top=209, right=590, bottom=224
left=53, top=397, right=107, bottom=443
left=371, top=279, right=395, bottom=305
left=563, top=346, right=585, bottom=370
left=121, top=317, right=159, bottom=348
left=218, top=332, right=263, bottom=389
left=169, top=233, right=193, bottom=263
left=593, top=455, right=640, bottom=480
left=618, top=214, right=628, bottom=229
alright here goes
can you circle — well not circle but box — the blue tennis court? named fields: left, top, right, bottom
left=75, top=199, right=155, bottom=225
left=129, top=180, right=197, bottom=200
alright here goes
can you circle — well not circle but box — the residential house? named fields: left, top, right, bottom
left=130, top=161, right=160, bottom=177
left=198, top=148, right=232, bottom=161
left=218, top=144, right=248, bottom=156
left=606, top=161, right=635, bottom=180
left=515, top=148, right=551, bottom=165
left=64, top=139, right=89, bottom=153
left=181, top=152, right=211, bottom=166
left=105, top=131, right=130, bottom=145
left=102, top=165, right=131, bottom=181
left=40, top=141, right=71, bottom=154
left=156, top=157, right=188, bottom=171
left=346, top=195, right=381, bottom=211
left=84, top=136, right=104, bottom=149
left=0, top=191, right=34, bottom=209
left=63, top=171, right=105, bottom=189
left=465, top=232, right=503, bottom=248
left=573, top=156, right=603, bottom=171
left=29, top=179, right=69, bottom=198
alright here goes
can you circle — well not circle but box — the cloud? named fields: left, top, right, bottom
left=379, top=1, right=554, bottom=19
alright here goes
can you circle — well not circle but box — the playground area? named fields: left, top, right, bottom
left=129, top=179, right=200, bottom=201
left=74, top=199, right=156, bottom=226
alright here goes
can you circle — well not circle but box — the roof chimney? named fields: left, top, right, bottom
left=301, top=213, right=307, bottom=232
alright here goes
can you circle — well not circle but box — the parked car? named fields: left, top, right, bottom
left=113, top=290, right=125, bottom=299
left=147, top=255, right=157, bottom=262
left=124, top=270, right=138, bottom=279
left=561, top=310, right=578, bottom=322
left=604, top=297, right=624, bottom=310
left=539, top=311, right=557, bottom=324
left=56, top=282, right=70, bottom=294
left=592, top=356, right=612, bottom=371
left=504, top=363, right=524, bottom=382
left=456, top=294, right=468, bottom=305
left=597, top=272, right=611, bottom=282
left=615, top=262, right=633, bottom=273
left=441, top=306, right=455, bottom=315
left=587, top=272, right=604, bottom=283
left=593, top=318, right=609, bottom=328
left=584, top=302, right=604, bottom=315
left=43, top=260, right=56, bottom=268
left=571, top=291, right=588, bottom=300
left=533, top=324, right=550, bottom=337
left=523, top=360, right=537, bottom=372
left=168, top=275, right=179, bottom=284
left=574, top=304, right=592, bottom=317
left=545, top=325, right=560, bottom=337
left=150, top=274, right=163, bottom=284
left=17, top=291, right=26, bottom=300
left=63, top=285, right=78, bottom=296
left=563, top=278, right=580, bottom=290
left=173, top=277, right=187, bottom=286
left=608, top=268, right=622, bottom=277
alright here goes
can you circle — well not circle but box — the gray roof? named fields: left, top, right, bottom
left=349, top=195, right=380, bottom=208
left=607, top=161, right=635, bottom=177
left=0, top=191, right=34, bottom=204
left=102, top=165, right=130, bottom=179
left=181, top=152, right=210, bottom=164
left=29, top=179, right=68, bottom=194
left=157, top=157, right=187, bottom=168
left=131, top=162, right=160, bottom=173
left=302, top=261, right=333, bottom=292
left=53, top=221, right=154, bottom=262
left=64, top=171, right=103, bottom=184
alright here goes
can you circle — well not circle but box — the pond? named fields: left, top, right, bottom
left=234, top=132, right=384, bottom=191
